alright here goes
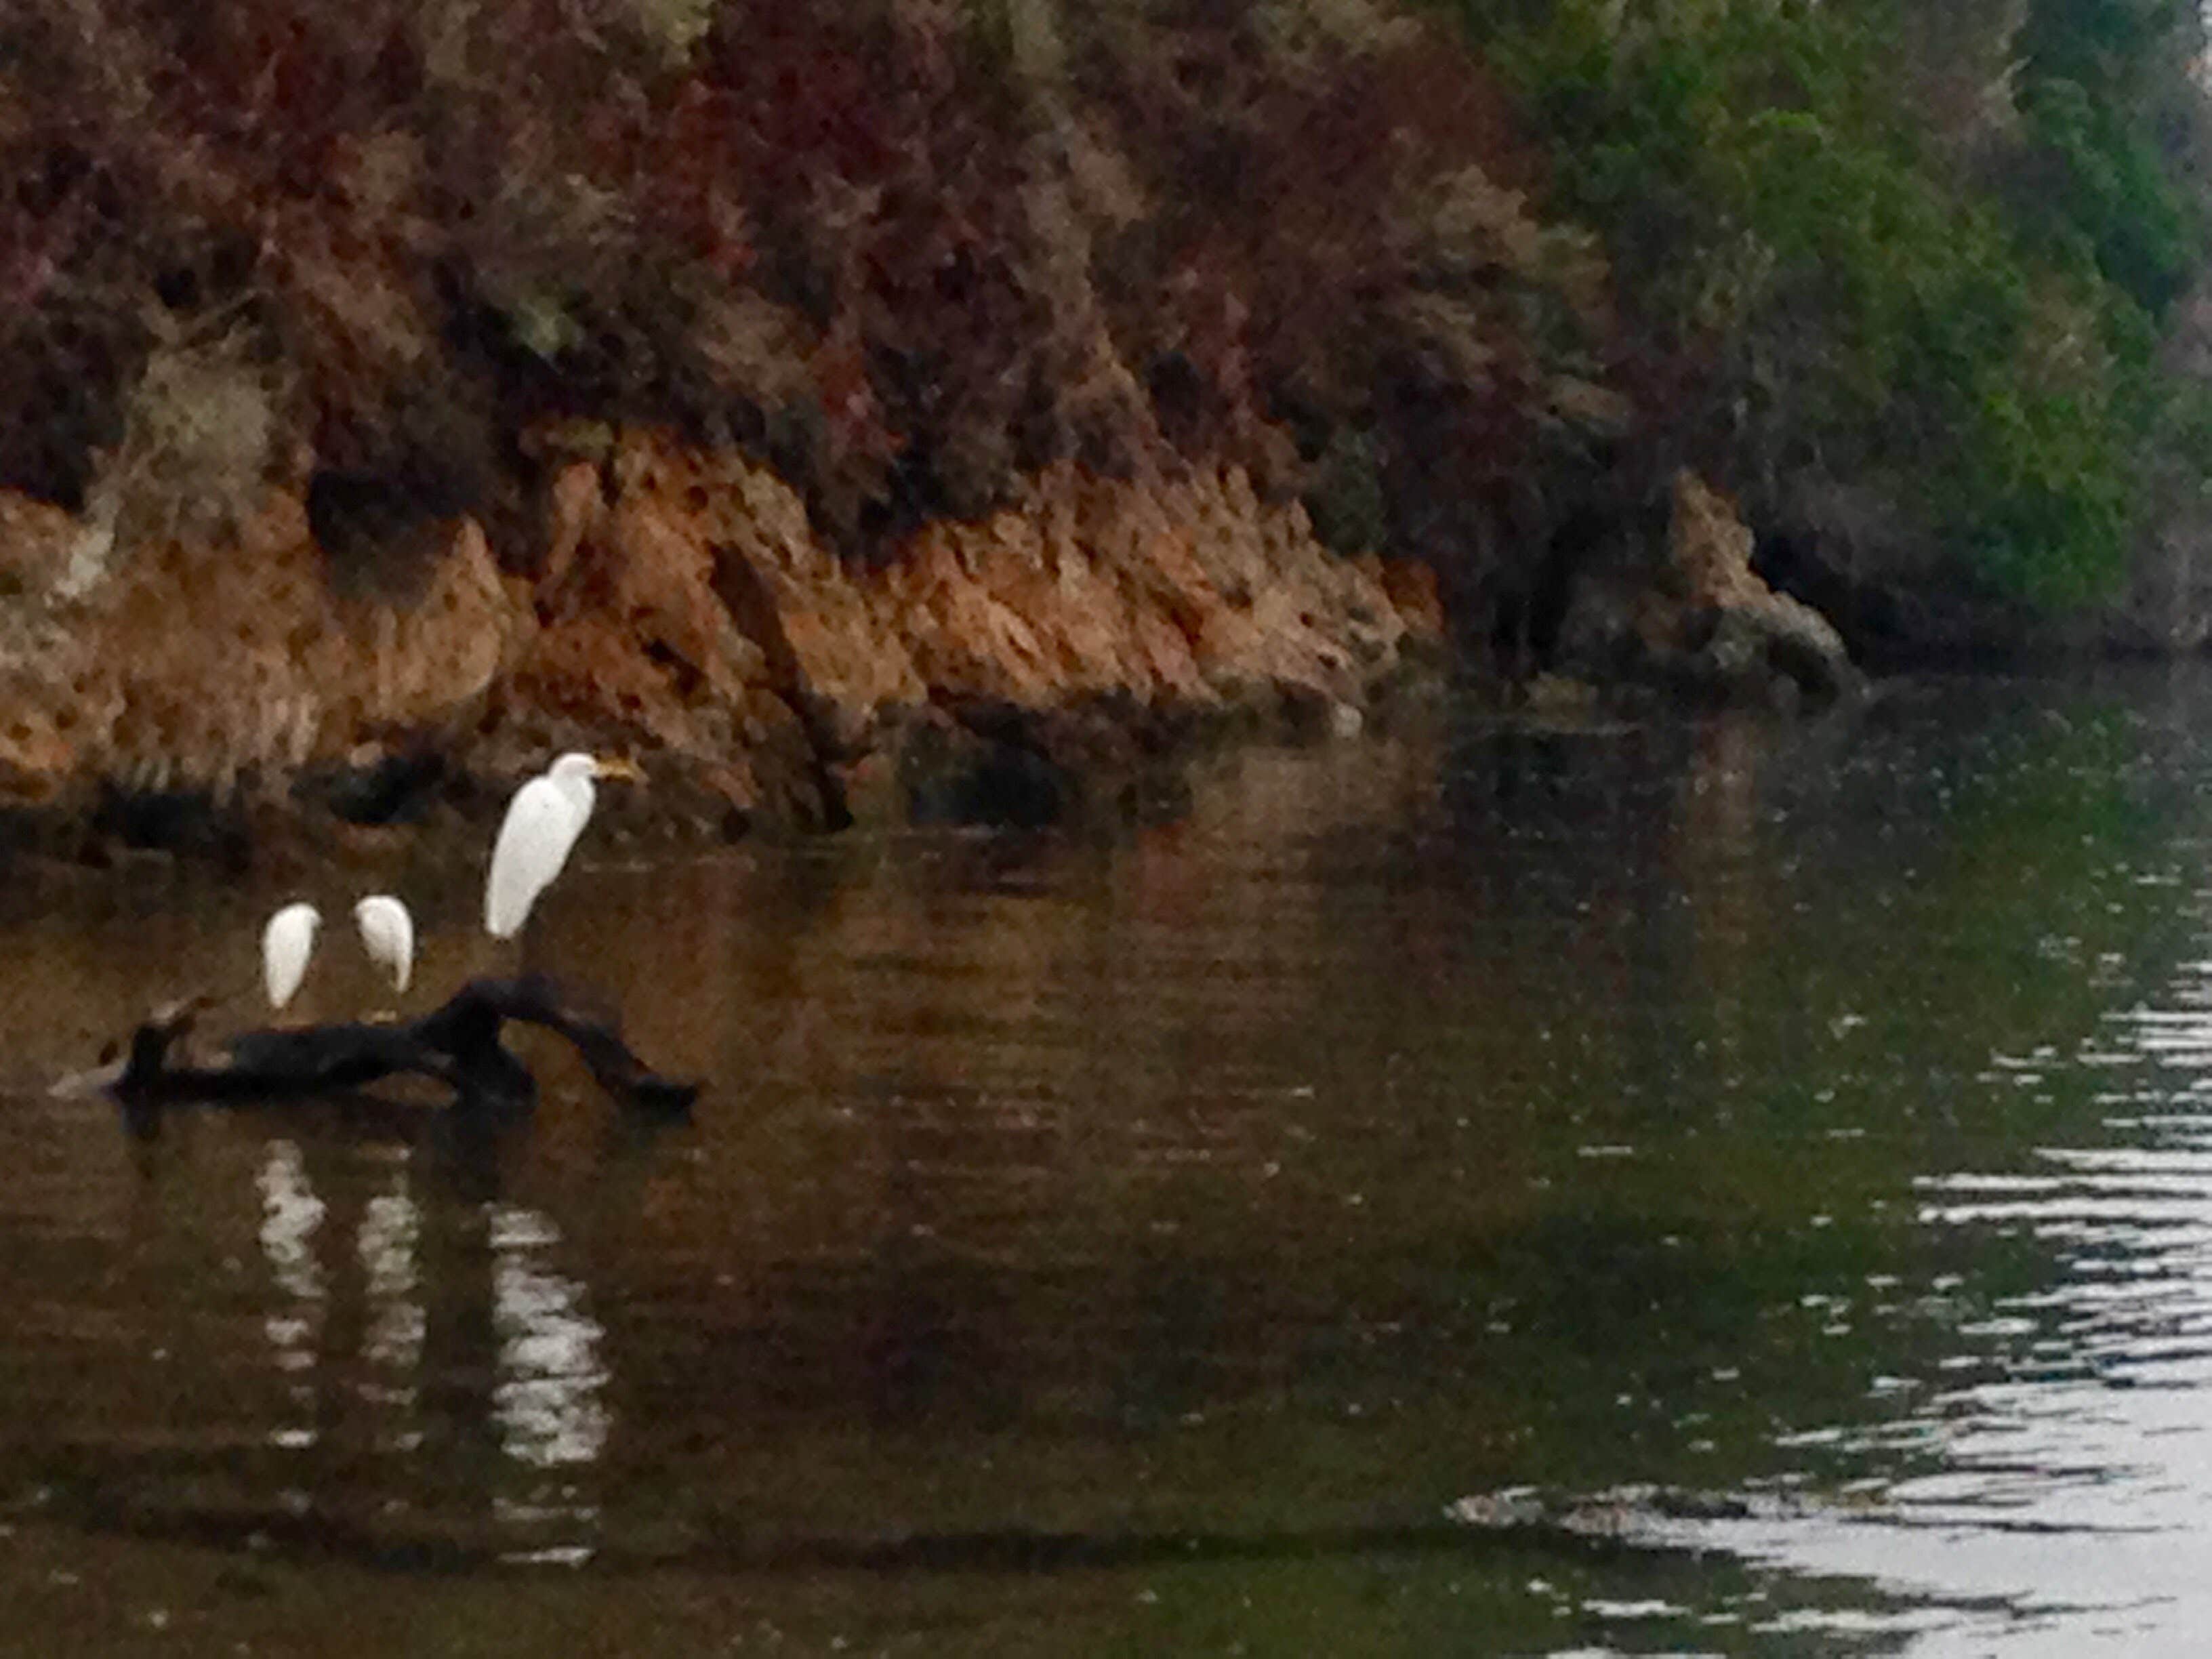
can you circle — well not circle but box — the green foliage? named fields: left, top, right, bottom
left=1455, top=0, right=2211, bottom=610
left=2013, top=74, right=2196, bottom=315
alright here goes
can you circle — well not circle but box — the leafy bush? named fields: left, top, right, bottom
left=1456, top=0, right=2212, bottom=612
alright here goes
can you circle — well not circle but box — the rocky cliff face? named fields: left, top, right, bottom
left=0, top=431, right=1441, bottom=844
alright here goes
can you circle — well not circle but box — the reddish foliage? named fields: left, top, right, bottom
left=1085, top=14, right=1572, bottom=501
left=0, top=0, right=1614, bottom=610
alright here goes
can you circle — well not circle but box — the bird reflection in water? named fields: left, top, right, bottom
left=487, top=1204, right=608, bottom=1562
left=356, top=1168, right=426, bottom=1451
left=249, top=1135, right=611, bottom=1559
left=256, top=1139, right=325, bottom=1452
left=489, top=1205, right=609, bottom=1469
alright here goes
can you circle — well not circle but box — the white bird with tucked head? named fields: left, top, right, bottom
left=484, top=752, right=639, bottom=940
left=262, top=901, right=322, bottom=1011
left=353, top=894, right=415, bottom=995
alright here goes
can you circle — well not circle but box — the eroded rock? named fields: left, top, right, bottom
left=0, top=429, right=1443, bottom=840
left=1557, top=471, right=1860, bottom=708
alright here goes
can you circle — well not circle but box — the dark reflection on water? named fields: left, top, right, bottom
left=11, top=672, right=2212, bottom=1652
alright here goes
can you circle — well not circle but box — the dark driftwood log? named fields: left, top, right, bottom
left=108, top=975, right=699, bottom=1122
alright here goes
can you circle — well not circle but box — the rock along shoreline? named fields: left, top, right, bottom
left=0, top=427, right=1452, bottom=861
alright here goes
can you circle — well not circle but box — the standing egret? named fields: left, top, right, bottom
left=484, top=752, right=640, bottom=940
left=353, top=895, right=415, bottom=994
left=262, top=901, right=322, bottom=1011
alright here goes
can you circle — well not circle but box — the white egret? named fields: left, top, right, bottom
left=484, top=752, right=640, bottom=940
left=353, top=894, right=415, bottom=994
left=262, top=901, right=322, bottom=1011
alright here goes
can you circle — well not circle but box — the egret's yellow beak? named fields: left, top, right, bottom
left=592, top=755, right=644, bottom=783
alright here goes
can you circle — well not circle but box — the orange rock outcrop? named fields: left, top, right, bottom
left=0, top=430, right=1441, bottom=832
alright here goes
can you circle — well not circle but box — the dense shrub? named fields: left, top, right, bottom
left=1455, top=0, right=2212, bottom=613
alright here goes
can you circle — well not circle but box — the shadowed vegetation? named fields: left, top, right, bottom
left=1454, top=0, right=2212, bottom=647
left=2, top=0, right=2210, bottom=671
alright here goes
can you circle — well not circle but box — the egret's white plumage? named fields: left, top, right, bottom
left=484, top=752, right=611, bottom=939
left=353, top=895, right=415, bottom=994
left=262, top=901, right=322, bottom=1011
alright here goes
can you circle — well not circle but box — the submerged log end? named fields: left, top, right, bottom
left=623, top=1075, right=701, bottom=1118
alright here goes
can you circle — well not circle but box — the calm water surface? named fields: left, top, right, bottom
left=7, top=673, right=2212, bottom=1655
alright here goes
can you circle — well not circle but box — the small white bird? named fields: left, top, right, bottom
left=262, top=901, right=322, bottom=1012
left=484, top=752, right=639, bottom=940
left=353, top=895, right=415, bottom=995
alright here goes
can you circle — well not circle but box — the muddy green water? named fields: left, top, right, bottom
left=6, top=674, right=2212, bottom=1655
